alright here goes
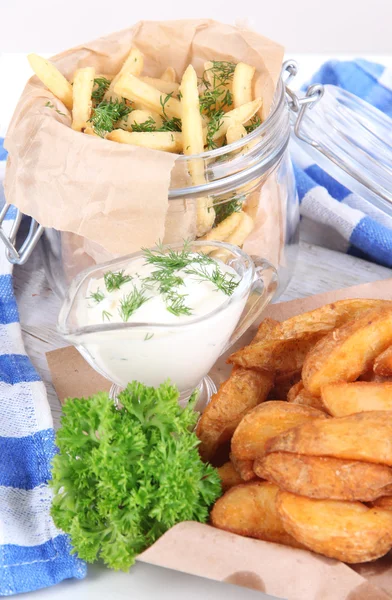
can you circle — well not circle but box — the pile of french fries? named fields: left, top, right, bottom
left=196, top=299, right=392, bottom=563
left=28, top=50, right=262, bottom=244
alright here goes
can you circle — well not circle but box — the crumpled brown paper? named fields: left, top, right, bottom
left=47, top=277, right=392, bottom=599
left=4, top=19, right=284, bottom=257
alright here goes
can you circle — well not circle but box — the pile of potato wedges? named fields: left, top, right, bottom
left=196, top=299, right=392, bottom=563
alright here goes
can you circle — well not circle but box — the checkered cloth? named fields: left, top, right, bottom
left=0, top=140, right=86, bottom=595
left=294, top=59, right=392, bottom=268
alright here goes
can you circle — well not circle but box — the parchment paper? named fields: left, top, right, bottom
left=46, top=277, right=392, bottom=599
left=4, top=19, right=284, bottom=257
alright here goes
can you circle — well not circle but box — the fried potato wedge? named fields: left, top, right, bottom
left=256, top=453, right=392, bottom=501
left=231, top=401, right=327, bottom=461
left=211, top=481, right=304, bottom=548
left=271, top=371, right=302, bottom=400
left=321, top=382, right=392, bottom=416
left=230, top=453, right=256, bottom=482
left=217, top=461, right=244, bottom=492
left=374, top=345, right=392, bottom=377
left=303, top=308, right=392, bottom=396
left=229, top=299, right=392, bottom=372
left=252, top=318, right=280, bottom=344
left=266, top=411, right=392, bottom=466
left=287, top=382, right=326, bottom=411
left=196, top=367, right=274, bottom=462
left=277, top=491, right=392, bottom=563
left=371, top=496, right=392, bottom=511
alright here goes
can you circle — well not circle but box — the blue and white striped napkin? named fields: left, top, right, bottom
left=293, top=59, right=392, bottom=268
left=0, top=140, right=86, bottom=595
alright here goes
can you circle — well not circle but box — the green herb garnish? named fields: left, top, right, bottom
left=165, top=291, right=192, bottom=317
left=214, top=194, right=244, bottom=226
left=102, top=310, right=112, bottom=322
left=92, top=77, right=111, bottom=105
left=118, top=286, right=149, bottom=322
left=104, top=270, right=133, bottom=292
left=89, top=99, right=132, bottom=137
left=245, top=115, right=262, bottom=133
left=206, top=109, right=225, bottom=150
left=131, top=117, right=157, bottom=132
left=185, top=263, right=239, bottom=296
left=50, top=381, right=221, bottom=571
left=45, top=100, right=66, bottom=116
left=88, top=288, right=105, bottom=304
left=144, top=332, right=154, bottom=341
left=199, top=88, right=233, bottom=117
left=201, top=61, right=236, bottom=90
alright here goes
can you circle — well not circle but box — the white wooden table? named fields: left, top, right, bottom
left=7, top=52, right=392, bottom=599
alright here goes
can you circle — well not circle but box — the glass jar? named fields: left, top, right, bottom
left=39, top=73, right=299, bottom=299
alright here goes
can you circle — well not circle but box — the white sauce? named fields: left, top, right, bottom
left=73, top=253, right=247, bottom=392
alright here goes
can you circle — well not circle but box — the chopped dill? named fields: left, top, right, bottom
left=104, top=270, right=133, bottom=292
left=160, top=116, right=182, bottom=132
left=102, top=310, right=112, bottom=322
left=214, top=195, right=244, bottom=226
left=160, top=92, right=173, bottom=120
left=206, top=110, right=225, bottom=150
left=144, top=332, right=154, bottom=341
left=199, top=88, right=233, bottom=117
left=185, top=264, right=239, bottom=296
left=201, top=61, right=236, bottom=90
left=143, top=242, right=213, bottom=272
left=245, top=115, right=262, bottom=133
left=45, top=100, right=66, bottom=116
left=88, top=288, right=105, bottom=304
left=131, top=117, right=157, bottom=132
left=92, top=77, right=111, bottom=105
left=166, top=291, right=192, bottom=317
left=118, top=287, right=149, bottom=322
left=89, top=99, right=132, bottom=137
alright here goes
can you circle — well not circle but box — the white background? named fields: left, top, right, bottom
left=2, top=0, right=392, bottom=54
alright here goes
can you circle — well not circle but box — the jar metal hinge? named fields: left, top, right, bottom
left=0, top=204, right=43, bottom=265
left=282, top=59, right=324, bottom=146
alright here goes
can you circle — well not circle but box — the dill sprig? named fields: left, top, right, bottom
left=201, top=61, right=236, bottom=90
left=102, top=310, right=112, bottom=322
left=214, top=195, right=244, bottom=226
left=145, top=270, right=184, bottom=295
left=199, top=88, right=233, bottom=117
left=118, top=287, right=149, bottom=322
left=166, top=291, right=192, bottom=317
left=144, top=332, right=154, bottom=341
left=206, top=110, right=225, bottom=150
left=160, top=92, right=173, bottom=120
left=92, top=77, right=111, bottom=105
left=88, top=288, right=105, bottom=304
left=104, top=270, right=133, bottom=292
left=131, top=117, right=157, bottom=132
left=159, top=93, right=182, bottom=131
left=245, top=115, right=262, bottom=134
left=185, top=264, right=239, bottom=296
left=45, top=100, right=66, bottom=116
left=89, top=99, right=132, bottom=137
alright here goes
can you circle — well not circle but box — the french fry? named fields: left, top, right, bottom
left=211, top=98, right=262, bottom=142
left=160, top=66, right=177, bottom=82
left=199, top=212, right=242, bottom=243
left=106, top=129, right=182, bottom=153
left=232, top=62, right=255, bottom=108
left=217, top=461, right=243, bottom=491
left=266, top=411, right=392, bottom=466
left=211, top=482, right=304, bottom=549
left=229, top=299, right=392, bottom=372
left=303, top=308, right=392, bottom=396
left=374, top=345, right=392, bottom=376
left=231, top=401, right=327, bottom=461
left=117, top=109, right=163, bottom=131
left=180, top=64, right=215, bottom=237
left=71, top=67, right=95, bottom=132
left=114, top=74, right=182, bottom=119
left=140, top=76, right=179, bottom=95
left=257, top=453, right=392, bottom=501
left=28, top=53, right=73, bottom=110
left=226, top=122, right=247, bottom=145
left=225, top=211, right=254, bottom=246
left=229, top=453, right=256, bottom=482
left=321, top=382, right=392, bottom=416
left=277, top=491, right=392, bottom=563
left=196, top=367, right=274, bottom=462
left=104, top=47, right=143, bottom=102
left=84, top=126, right=99, bottom=137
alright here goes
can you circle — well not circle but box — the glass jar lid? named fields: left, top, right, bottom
left=291, top=82, right=392, bottom=219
